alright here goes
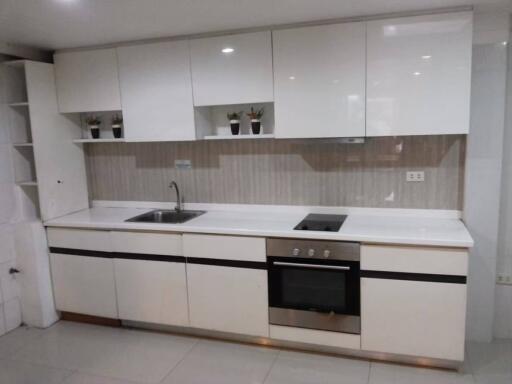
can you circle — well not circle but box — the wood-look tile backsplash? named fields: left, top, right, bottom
left=85, top=135, right=465, bottom=209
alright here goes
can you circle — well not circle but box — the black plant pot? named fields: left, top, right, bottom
left=90, top=127, right=100, bottom=139
left=112, top=126, right=122, bottom=138
left=230, top=122, right=240, bottom=135
left=251, top=120, right=261, bottom=135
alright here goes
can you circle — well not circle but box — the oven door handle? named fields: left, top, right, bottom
left=272, top=261, right=350, bottom=271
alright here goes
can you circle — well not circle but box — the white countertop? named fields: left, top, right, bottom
left=44, top=204, right=474, bottom=248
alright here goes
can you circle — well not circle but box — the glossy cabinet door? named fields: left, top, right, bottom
left=117, top=41, right=196, bottom=141
left=361, top=277, right=467, bottom=361
left=50, top=253, right=118, bottom=318
left=273, top=22, right=366, bottom=138
left=114, top=259, right=189, bottom=326
left=54, top=48, right=122, bottom=113
left=183, top=234, right=269, bottom=337
left=190, top=31, right=274, bottom=106
left=47, top=228, right=117, bottom=318
left=366, top=12, right=472, bottom=136
left=25, top=62, right=88, bottom=221
left=187, top=264, right=269, bottom=337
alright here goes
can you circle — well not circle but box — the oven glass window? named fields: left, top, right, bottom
left=279, top=267, right=347, bottom=313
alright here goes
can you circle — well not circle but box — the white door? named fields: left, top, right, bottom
left=273, top=22, right=366, bottom=138
left=361, top=277, right=467, bottom=361
left=25, top=62, right=88, bottom=221
left=190, top=31, right=274, bottom=106
left=187, top=264, right=269, bottom=337
left=50, top=253, right=118, bottom=318
left=366, top=12, right=472, bottom=136
left=117, top=41, right=196, bottom=141
left=114, top=258, right=189, bottom=326
left=54, top=48, right=122, bottom=113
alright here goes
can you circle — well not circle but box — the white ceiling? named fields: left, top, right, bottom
left=0, top=0, right=510, bottom=50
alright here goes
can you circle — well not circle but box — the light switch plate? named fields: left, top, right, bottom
left=406, top=171, right=425, bottom=182
left=175, top=159, right=192, bottom=170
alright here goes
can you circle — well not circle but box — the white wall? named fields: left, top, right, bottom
left=495, top=23, right=512, bottom=340
left=0, top=55, right=23, bottom=335
left=464, top=11, right=510, bottom=342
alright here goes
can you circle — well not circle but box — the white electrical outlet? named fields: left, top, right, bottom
left=497, top=274, right=512, bottom=285
left=175, top=159, right=192, bottom=170
left=406, top=171, right=425, bottom=182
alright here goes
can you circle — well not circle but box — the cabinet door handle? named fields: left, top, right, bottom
left=273, top=261, right=350, bottom=271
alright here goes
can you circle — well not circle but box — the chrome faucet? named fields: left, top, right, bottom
left=169, top=181, right=182, bottom=212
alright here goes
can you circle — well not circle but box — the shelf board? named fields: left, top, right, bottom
left=13, top=143, right=33, bottom=147
left=203, top=134, right=275, bottom=141
left=17, top=181, right=38, bottom=187
left=3, top=60, right=25, bottom=68
left=8, top=102, right=29, bottom=107
left=73, top=138, right=125, bottom=143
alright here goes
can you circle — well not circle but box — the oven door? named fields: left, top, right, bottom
left=268, top=257, right=360, bottom=334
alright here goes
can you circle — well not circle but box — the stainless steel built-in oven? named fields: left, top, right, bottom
left=267, top=238, right=360, bottom=334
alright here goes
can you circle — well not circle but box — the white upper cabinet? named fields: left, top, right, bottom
left=54, top=48, right=122, bottom=113
left=366, top=12, right=473, bottom=136
left=190, top=31, right=274, bottom=106
left=273, top=22, right=366, bottom=138
left=117, top=41, right=196, bottom=141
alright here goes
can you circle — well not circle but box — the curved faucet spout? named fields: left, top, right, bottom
left=169, top=181, right=182, bottom=212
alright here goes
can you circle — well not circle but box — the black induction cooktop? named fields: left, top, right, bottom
left=294, top=213, right=347, bottom=232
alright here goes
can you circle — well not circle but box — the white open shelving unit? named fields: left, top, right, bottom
left=73, top=138, right=125, bottom=143
left=74, top=110, right=124, bottom=143
left=203, top=133, right=275, bottom=140
left=3, top=59, right=41, bottom=220
left=195, top=102, right=275, bottom=140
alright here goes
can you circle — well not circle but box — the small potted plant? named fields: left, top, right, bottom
left=227, top=111, right=243, bottom=135
left=247, top=107, right=264, bottom=134
left=111, top=114, right=123, bottom=139
left=85, top=116, right=101, bottom=139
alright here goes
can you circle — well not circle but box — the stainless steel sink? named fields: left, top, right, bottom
left=126, top=209, right=205, bottom=224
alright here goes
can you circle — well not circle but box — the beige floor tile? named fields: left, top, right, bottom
left=162, top=339, right=278, bottom=384
left=264, top=350, right=370, bottom=384
left=0, top=358, right=73, bottom=384
left=13, top=321, right=198, bottom=384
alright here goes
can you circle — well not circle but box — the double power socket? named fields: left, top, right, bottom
left=497, top=274, right=512, bottom=286
left=406, top=171, right=425, bottom=182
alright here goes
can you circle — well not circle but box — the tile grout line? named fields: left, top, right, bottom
left=158, top=338, right=202, bottom=383
left=366, top=361, right=372, bottom=384
left=261, top=348, right=281, bottom=384
left=58, top=368, right=78, bottom=384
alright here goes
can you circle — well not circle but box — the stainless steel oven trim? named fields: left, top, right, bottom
left=269, top=307, right=361, bottom=334
left=272, top=261, right=351, bottom=271
left=266, top=238, right=359, bottom=261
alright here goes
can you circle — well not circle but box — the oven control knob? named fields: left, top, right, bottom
left=292, top=248, right=300, bottom=256
left=308, top=248, right=315, bottom=257
left=323, top=249, right=331, bottom=258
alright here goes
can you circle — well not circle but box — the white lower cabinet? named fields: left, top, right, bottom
left=187, top=263, right=269, bottom=337
left=361, top=277, right=467, bottom=361
left=50, top=253, right=117, bottom=318
left=114, top=258, right=189, bottom=326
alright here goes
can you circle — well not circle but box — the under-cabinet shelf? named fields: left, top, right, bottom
left=3, top=60, right=26, bottom=68
left=73, top=138, right=125, bottom=143
left=203, top=134, right=275, bottom=140
left=8, top=102, right=29, bottom=107
left=17, top=181, right=38, bottom=187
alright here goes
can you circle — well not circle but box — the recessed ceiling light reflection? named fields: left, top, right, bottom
left=421, top=55, right=432, bottom=59
left=413, top=72, right=421, bottom=76
left=288, top=76, right=295, bottom=80
left=221, top=47, right=234, bottom=53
